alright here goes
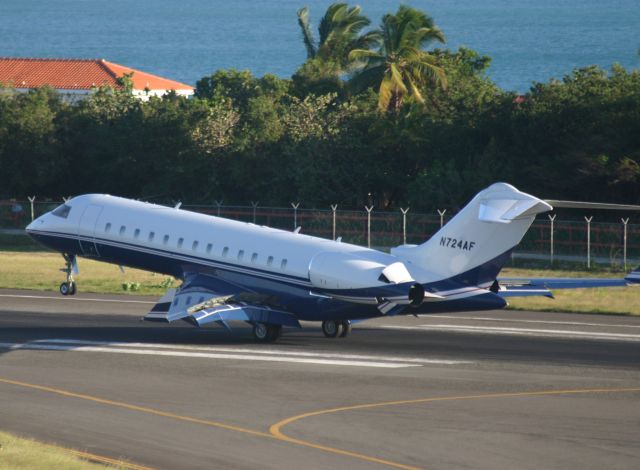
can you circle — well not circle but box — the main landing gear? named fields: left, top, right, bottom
left=321, top=320, right=352, bottom=338
left=59, top=254, right=77, bottom=296
left=252, top=323, right=282, bottom=343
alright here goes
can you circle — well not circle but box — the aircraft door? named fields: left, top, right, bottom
left=77, top=204, right=103, bottom=257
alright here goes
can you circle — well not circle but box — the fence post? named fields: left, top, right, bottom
left=548, top=214, right=556, bottom=266
left=291, top=202, right=300, bottom=230
left=400, top=207, right=409, bottom=245
left=437, top=209, right=447, bottom=228
left=622, top=217, right=629, bottom=271
left=585, top=216, right=593, bottom=269
left=331, top=204, right=338, bottom=240
left=28, top=196, right=36, bottom=221
left=215, top=200, right=223, bottom=217
left=251, top=201, right=259, bottom=224
left=365, top=205, right=374, bottom=248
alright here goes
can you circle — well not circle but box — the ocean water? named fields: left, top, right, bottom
left=0, top=0, right=638, bottom=92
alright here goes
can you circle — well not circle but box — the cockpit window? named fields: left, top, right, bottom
left=52, top=204, right=71, bottom=219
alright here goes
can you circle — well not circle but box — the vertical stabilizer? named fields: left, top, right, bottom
left=391, top=183, right=552, bottom=284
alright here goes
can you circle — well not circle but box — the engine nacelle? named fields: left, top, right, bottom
left=309, top=253, right=423, bottom=308
left=309, top=252, right=388, bottom=290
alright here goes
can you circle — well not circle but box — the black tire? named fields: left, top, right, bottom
left=68, top=282, right=77, bottom=296
left=322, top=320, right=342, bottom=338
left=253, top=323, right=282, bottom=343
left=59, top=282, right=69, bottom=296
left=339, top=320, right=352, bottom=338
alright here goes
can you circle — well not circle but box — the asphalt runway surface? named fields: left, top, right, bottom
left=1, top=288, right=639, bottom=470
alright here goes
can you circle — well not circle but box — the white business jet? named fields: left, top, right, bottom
left=26, top=183, right=639, bottom=342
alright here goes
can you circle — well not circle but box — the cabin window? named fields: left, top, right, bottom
left=192, top=241, right=199, bottom=251
left=119, top=225, right=126, bottom=236
left=267, top=256, right=274, bottom=266
left=105, top=223, right=111, bottom=233
left=51, top=203, right=71, bottom=219
left=237, top=250, right=244, bottom=261
left=206, top=243, right=213, bottom=254
left=222, top=247, right=229, bottom=257
left=281, top=259, right=288, bottom=270
left=148, top=232, right=155, bottom=242
left=134, top=228, right=140, bottom=239
left=163, top=235, right=169, bottom=245
left=251, top=253, right=258, bottom=263
left=177, top=238, right=184, bottom=248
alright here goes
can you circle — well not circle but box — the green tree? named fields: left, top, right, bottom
left=297, top=3, right=376, bottom=67
left=349, top=5, right=447, bottom=112
left=293, top=3, right=377, bottom=96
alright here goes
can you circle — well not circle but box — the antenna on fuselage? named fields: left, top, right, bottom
left=174, top=202, right=182, bottom=209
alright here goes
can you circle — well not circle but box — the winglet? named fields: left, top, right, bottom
left=625, top=267, right=640, bottom=284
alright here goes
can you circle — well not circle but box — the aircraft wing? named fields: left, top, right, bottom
left=144, top=272, right=301, bottom=329
left=496, top=267, right=640, bottom=298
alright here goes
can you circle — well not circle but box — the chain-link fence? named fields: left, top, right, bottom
left=2, top=198, right=639, bottom=269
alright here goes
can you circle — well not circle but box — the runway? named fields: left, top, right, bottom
left=1, top=288, right=639, bottom=469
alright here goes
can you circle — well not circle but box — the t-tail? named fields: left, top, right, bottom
left=391, top=183, right=552, bottom=285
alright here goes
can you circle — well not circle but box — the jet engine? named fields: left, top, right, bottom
left=308, top=252, right=424, bottom=306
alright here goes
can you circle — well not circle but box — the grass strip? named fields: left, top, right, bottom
left=0, top=252, right=637, bottom=315
left=500, top=268, right=640, bottom=316
left=0, top=431, right=137, bottom=469
left=0, top=251, right=174, bottom=295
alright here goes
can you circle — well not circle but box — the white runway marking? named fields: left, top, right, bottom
left=425, top=314, right=640, bottom=329
left=0, top=294, right=154, bottom=304
left=32, top=339, right=470, bottom=365
left=381, top=324, right=640, bottom=342
left=0, top=339, right=472, bottom=368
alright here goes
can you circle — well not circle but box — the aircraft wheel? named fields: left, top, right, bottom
left=59, top=282, right=70, bottom=296
left=339, top=320, right=352, bottom=338
left=322, top=320, right=342, bottom=338
left=68, top=282, right=77, bottom=296
left=253, top=323, right=282, bottom=343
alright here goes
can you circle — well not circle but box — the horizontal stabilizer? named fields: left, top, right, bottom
left=479, top=198, right=552, bottom=224
left=498, top=267, right=640, bottom=295
left=497, top=284, right=554, bottom=298
left=625, top=268, right=640, bottom=284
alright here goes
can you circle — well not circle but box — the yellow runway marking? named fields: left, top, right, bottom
left=2, top=376, right=639, bottom=470
left=0, top=377, right=271, bottom=438
left=269, top=387, right=640, bottom=469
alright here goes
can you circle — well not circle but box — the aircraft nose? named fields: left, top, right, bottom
left=25, top=216, right=43, bottom=232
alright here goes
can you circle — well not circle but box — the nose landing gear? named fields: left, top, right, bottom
left=59, top=254, right=77, bottom=296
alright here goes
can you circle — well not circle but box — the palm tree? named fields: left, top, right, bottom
left=297, top=3, right=378, bottom=70
left=349, top=6, right=447, bottom=112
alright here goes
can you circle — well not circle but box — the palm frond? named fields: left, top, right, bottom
left=412, top=26, right=446, bottom=48
left=318, top=3, right=347, bottom=46
left=297, top=7, right=317, bottom=59
left=378, top=76, right=394, bottom=111
left=389, top=64, right=408, bottom=94
left=348, top=48, right=383, bottom=61
left=407, top=78, right=425, bottom=103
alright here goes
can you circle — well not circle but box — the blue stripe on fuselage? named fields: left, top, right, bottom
left=27, top=229, right=509, bottom=320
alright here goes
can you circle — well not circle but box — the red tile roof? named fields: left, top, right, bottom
left=0, top=57, right=193, bottom=91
